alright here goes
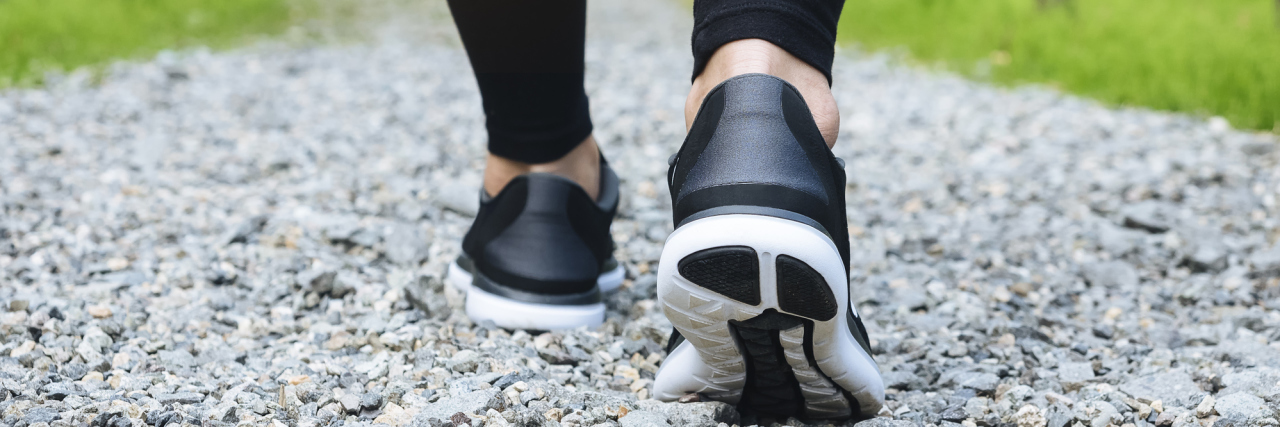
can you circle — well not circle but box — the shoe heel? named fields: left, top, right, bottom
left=654, top=213, right=885, bottom=419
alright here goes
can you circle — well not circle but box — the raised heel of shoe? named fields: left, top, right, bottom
left=653, top=214, right=885, bottom=419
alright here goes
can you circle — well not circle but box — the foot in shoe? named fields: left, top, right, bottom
left=652, top=73, right=885, bottom=420
left=447, top=156, right=624, bottom=331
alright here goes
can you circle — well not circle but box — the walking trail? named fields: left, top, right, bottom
left=2, top=1, right=1279, bottom=426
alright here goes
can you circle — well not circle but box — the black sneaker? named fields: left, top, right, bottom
left=446, top=157, right=624, bottom=330
left=651, top=74, right=884, bottom=420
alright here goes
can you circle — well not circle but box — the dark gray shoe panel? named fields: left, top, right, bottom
left=596, top=156, right=621, bottom=213
left=484, top=175, right=599, bottom=284
left=461, top=158, right=620, bottom=297
left=676, top=74, right=828, bottom=205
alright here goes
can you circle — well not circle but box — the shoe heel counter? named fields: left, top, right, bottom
left=461, top=180, right=527, bottom=260
left=670, top=74, right=838, bottom=223
left=469, top=175, right=602, bottom=294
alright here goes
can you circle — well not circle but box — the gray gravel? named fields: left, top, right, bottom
left=2, top=1, right=1279, bottom=426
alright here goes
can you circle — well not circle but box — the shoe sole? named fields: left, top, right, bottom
left=652, top=214, right=884, bottom=420
left=447, top=260, right=626, bottom=293
left=447, top=260, right=624, bottom=330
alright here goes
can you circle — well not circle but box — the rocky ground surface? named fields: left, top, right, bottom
left=3, top=1, right=1280, bottom=426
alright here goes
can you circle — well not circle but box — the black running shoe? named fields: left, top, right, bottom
left=446, top=157, right=624, bottom=330
left=651, top=74, right=884, bottom=420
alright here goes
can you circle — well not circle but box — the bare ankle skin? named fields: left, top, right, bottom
left=483, top=135, right=602, bottom=200
left=685, top=39, right=840, bottom=148
left=483, top=40, right=832, bottom=201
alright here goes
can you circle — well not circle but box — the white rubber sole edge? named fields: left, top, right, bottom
left=447, top=259, right=619, bottom=330
left=651, top=214, right=885, bottom=417
left=447, top=259, right=626, bottom=293
left=464, top=284, right=605, bottom=330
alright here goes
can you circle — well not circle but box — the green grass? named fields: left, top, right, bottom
left=837, top=0, right=1280, bottom=131
left=0, top=0, right=297, bottom=87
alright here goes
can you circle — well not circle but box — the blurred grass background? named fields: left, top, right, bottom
left=0, top=0, right=456, bottom=88
left=0, top=0, right=304, bottom=87
left=838, top=0, right=1280, bottom=131
left=1, top=0, right=1276, bottom=132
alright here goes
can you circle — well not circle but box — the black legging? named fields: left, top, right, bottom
left=447, top=0, right=845, bottom=164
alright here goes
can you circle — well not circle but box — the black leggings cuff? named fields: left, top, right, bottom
left=478, top=73, right=594, bottom=164
left=692, top=0, right=844, bottom=85
left=487, top=116, right=593, bottom=164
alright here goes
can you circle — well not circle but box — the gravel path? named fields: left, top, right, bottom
left=3, top=1, right=1280, bottom=427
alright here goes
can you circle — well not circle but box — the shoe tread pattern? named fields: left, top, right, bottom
left=664, top=243, right=867, bottom=420
left=663, top=276, right=748, bottom=402
left=779, top=327, right=853, bottom=418
left=678, top=246, right=760, bottom=305
left=776, top=255, right=837, bottom=321
left=731, top=314, right=804, bottom=417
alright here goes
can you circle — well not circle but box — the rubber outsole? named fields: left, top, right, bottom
left=776, top=255, right=837, bottom=321
left=652, top=214, right=884, bottom=420
left=677, top=246, right=760, bottom=305
left=731, top=310, right=806, bottom=416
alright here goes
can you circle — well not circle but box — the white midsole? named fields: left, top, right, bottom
left=447, top=259, right=626, bottom=293
left=464, top=284, right=604, bottom=330
left=446, top=258, right=622, bottom=330
left=652, top=214, right=884, bottom=416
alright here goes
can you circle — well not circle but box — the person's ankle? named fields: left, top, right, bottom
left=483, top=135, right=601, bottom=201
left=685, top=39, right=839, bottom=148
